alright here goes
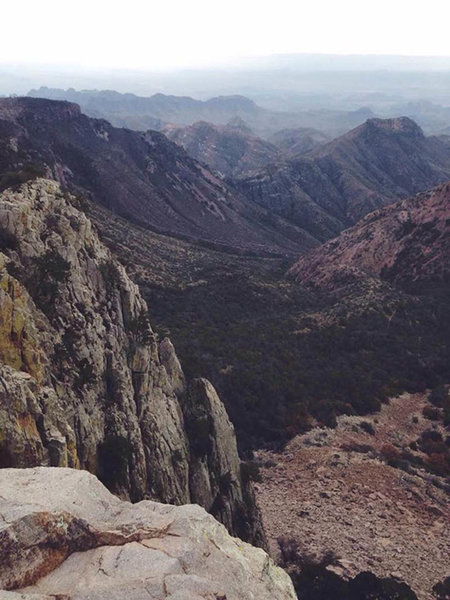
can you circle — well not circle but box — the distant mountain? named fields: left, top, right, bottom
left=0, top=97, right=315, bottom=254
left=238, top=117, right=450, bottom=239
left=289, top=181, right=450, bottom=290
left=268, top=127, right=329, bottom=156
left=380, top=100, right=450, bottom=135
left=163, top=119, right=281, bottom=177
left=27, top=87, right=265, bottom=131
left=27, top=87, right=376, bottom=138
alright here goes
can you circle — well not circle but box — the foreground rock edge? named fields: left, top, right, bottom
left=0, top=467, right=296, bottom=600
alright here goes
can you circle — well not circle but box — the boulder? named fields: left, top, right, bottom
left=0, top=468, right=296, bottom=600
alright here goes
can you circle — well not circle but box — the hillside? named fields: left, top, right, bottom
left=289, top=181, right=450, bottom=289
left=256, top=391, right=450, bottom=600
left=238, top=118, right=450, bottom=234
left=0, top=96, right=315, bottom=254
left=163, top=119, right=282, bottom=177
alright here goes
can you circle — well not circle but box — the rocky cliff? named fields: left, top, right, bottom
left=0, top=178, right=264, bottom=546
left=0, top=467, right=296, bottom=599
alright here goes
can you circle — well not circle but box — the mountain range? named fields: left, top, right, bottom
left=238, top=117, right=450, bottom=239
left=163, top=120, right=330, bottom=178
left=4, top=97, right=450, bottom=253
left=0, top=97, right=314, bottom=254
left=27, top=86, right=377, bottom=138
left=1, top=94, right=450, bottom=599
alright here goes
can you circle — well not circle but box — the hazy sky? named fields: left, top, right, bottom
left=2, top=0, right=450, bottom=70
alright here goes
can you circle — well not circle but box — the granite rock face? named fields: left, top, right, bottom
left=0, top=467, right=296, bottom=600
left=0, top=179, right=264, bottom=544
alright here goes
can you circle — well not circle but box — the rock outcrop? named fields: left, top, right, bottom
left=0, top=467, right=296, bottom=599
left=0, top=178, right=264, bottom=545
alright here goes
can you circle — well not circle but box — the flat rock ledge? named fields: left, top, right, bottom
left=0, top=468, right=296, bottom=600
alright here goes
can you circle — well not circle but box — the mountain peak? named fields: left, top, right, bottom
left=0, top=96, right=82, bottom=121
left=205, top=95, right=258, bottom=111
left=363, top=116, right=424, bottom=138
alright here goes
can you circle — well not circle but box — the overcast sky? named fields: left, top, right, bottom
left=2, top=0, right=450, bottom=70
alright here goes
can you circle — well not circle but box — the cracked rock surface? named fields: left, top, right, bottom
left=0, top=468, right=296, bottom=600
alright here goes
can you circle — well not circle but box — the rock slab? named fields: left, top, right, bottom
left=0, top=468, right=296, bottom=600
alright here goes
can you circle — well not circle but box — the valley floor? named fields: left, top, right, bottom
left=255, top=393, right=450, bottom=600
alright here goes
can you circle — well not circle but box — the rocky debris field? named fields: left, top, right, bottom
left=255, top=392, right=450, bottom=600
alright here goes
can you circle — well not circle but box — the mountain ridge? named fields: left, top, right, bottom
left=237, top=116, right=450, bottom=236
left=27, top=86, right=378, bottom=138
left=0, top=96, right=316, bottom=255
left=288, top=180, right=450, bottom=289
left=163, top=119, right=282, bottom=177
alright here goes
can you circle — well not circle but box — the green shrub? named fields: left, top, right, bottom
left=433, top=576, right=450, bottom=600
left=277, top=536, right=418, bottom=600
left=27, top=249, right=70, bottom=317
left=429, top=385, right=448, bottom=407
left=127, top=309, right=153, bottom=345
left=99, top=259, right=122, bottom=292
left=423, top=406, right=441, bottom=421
left=241, top=461, right=262, bottom=483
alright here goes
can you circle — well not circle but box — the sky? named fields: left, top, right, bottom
left=1, top=0, right=450, bottom=70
